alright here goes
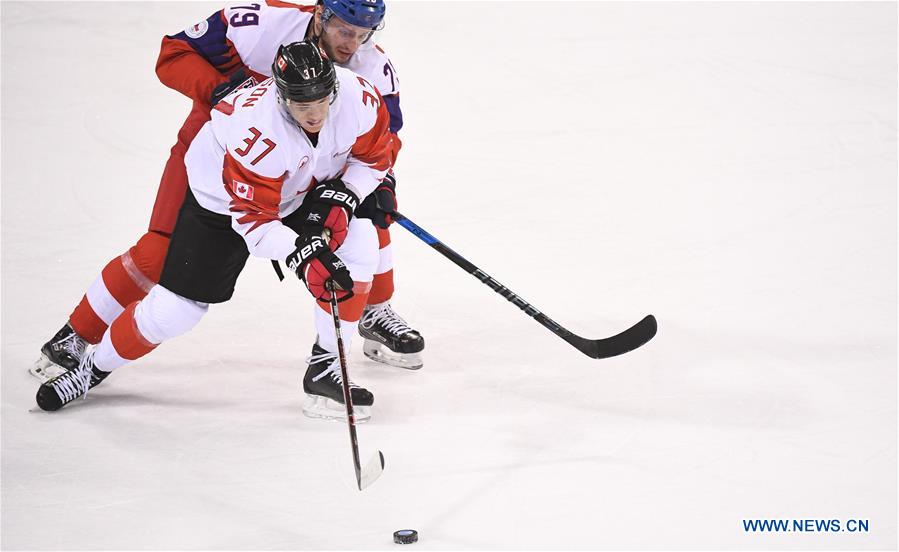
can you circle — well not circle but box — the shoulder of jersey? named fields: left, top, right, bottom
left=335, top=66, right=381, bottom=129
left=262, top=1, right=315, bottom=25
left=226, top=0, right=315, bottom=19
left=224, top=1, right=314, bottom=46
left=336, top=65, right=365, bottom=99
left=347, top=42, right=399, bottom=96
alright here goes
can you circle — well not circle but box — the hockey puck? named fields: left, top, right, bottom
left=393, top=529, right=418, bottom=544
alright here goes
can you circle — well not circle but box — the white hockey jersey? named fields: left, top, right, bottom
left=184, top=67, right=393, bottom=261
left=158, top=1, right=403, bottom=139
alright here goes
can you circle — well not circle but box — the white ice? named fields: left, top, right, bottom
left=1, top=1, right=896, bottom=549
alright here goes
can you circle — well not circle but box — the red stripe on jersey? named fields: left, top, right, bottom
left=223, top=152, right=286, bottom=234
left=351, top=88, right=394, bottom=171
left=214, top=97, right=237, bottom=115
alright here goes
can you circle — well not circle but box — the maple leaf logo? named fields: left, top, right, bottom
left=232, top=180, right=255, bottom=201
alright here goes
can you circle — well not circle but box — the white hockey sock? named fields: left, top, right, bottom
left=314, top=304, right=358, bottom=353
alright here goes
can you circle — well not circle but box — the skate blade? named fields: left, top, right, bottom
left=362, top=340, right=423, bottom=370
left=302, top=395, right=371, bottom=424
left=30, top=354, right=67, bottom=383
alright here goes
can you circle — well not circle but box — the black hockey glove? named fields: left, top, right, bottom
left=210, top=69, right=257, bottom=106
left=286, top=235, right=354, bottom=302
left=355, top=171, right=397, bottom=229
left=300, top=179, right=359, bottom=250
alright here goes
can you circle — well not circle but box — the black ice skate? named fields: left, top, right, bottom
left=303, top=344, right=374, bottom=423
left=358, top=302, right=424, bottom=370
left=31, top=323, right=88, bottom=383
left=35, top=347, right=111, bottom=412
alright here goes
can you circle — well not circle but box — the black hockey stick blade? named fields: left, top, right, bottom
left=394, top=212, right=658, bottom=360
left=564, top=314, right=657, bottom=359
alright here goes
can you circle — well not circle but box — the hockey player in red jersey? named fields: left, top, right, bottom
left=33, top=0, right=424, bottom=391
left=36, top=42, right=390, bottom=419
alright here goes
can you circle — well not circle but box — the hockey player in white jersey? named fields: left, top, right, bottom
left=36, top=42, right=392, bottom=419
left=34, top=0, right=423, bottom=395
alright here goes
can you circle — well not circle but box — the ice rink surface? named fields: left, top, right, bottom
left=1, top=1, right=896, bottom=549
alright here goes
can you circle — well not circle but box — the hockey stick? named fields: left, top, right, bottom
left=328, top=288, right=385, bottom=490
left=392, top=212, right=657, bottom=359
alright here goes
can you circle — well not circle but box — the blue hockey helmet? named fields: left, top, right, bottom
left=321, top=0, right=385, bottom=30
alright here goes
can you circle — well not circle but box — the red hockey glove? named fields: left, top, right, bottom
left=300, top=179, right=359, bottom=250
left=285, top=235, right=354, bottom=302
left=355, top=171, right=397, bottom=229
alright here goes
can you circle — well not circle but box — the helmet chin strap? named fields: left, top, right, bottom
left=276, top=92, right=302, bottom=129
left=306, top=7, right=324, bottom=46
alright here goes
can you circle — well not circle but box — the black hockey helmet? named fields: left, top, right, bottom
left=272, top=41, right=337, bottom=103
